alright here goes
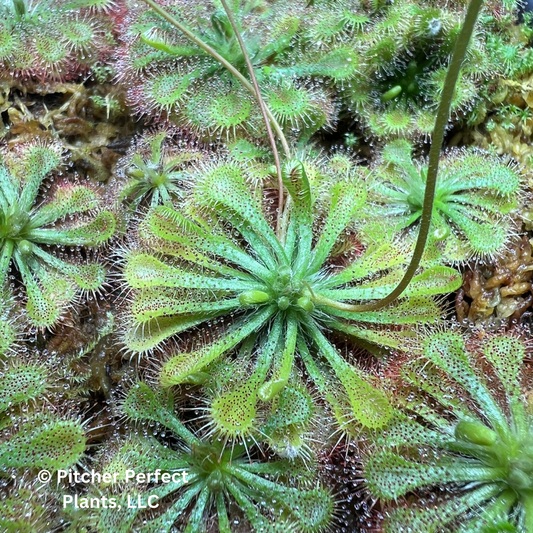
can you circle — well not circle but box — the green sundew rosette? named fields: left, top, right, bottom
left=0, top=142, right=116, bottom=328
left=363, top=139, right=522, bottom=262
left=364, top=332, right=533, bottom=532
left=122, top=156, right=461, bottom=434
left=92, top=382, right=335, bottom=533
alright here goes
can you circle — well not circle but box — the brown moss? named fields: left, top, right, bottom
left=1, top=80, right=137, bottom=182
left=456, top=236, right=533, bottom=326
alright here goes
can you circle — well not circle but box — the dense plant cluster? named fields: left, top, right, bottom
left=115, top=0, right=533, bottom=140
left=1, top=0, right=533, bottom=532
left=0, top=0, right=117, bottom=81
left=116, top=0, right=336, bottom=141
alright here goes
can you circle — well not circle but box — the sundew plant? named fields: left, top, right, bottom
left=122, top=157, right=461, bottom=435
left=116, top=125, right=204, bottom=209
left=0, top=141, right=116, bottom=333
left=93, top=382, right=335, bottom=532
left=363, top=332, right=533, bottom=532
left=365, top=139, right=523, bottom=261
left=2, top=0, right=533, bottom=530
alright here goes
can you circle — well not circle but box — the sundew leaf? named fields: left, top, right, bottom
left=215, top=493, right=232, bottom=533
left=441, top=157, right=521, bottom=196
left=0, top=417, right=85, bottom=471
left=321, top=241, right=412, bottom=287
left=322, top=265, right=461, bottom=300
left=259, top=14, right=299, bottom=60
left=225, top=480, right=287, bottom=533
left=445, top=207, right=509, bottom=255
left=138, top=487, right=202, bottom=533
left=143, top=206, right=272, bottom=278
left=308, top=47, right=360, bottom=81
left=481, top=335, right=524, bottom=398
left=129, top=288, right=240, bottom=323
left=102, top=438, right=191, bottom=487
left=366, top=450, right=503, bottom=500
left=383, top=484, right=503, bottom=533
left=262, top=384, right=315, bottom=439
left=137, top=228, right=257, bottom=280
left=0, top=364, right=48, bottom=413
left=282, top=487, right=335, bottom=532
left=195, top=163, right=286, bottom=262
left=14, top=252, right=66, bottom=328
left=281, top=159, right=313, bottom=216
left=222, top=209, right=279, bottom=271
left=121, top=382, right=197, bottom=443
left=159, top=307, right=275, bottom=387
left=452, top=492, right=517, bottom=533
left=140, top=30, right=201, bottom=57
left=210, top=378, right=260, bottom=438
left=18, top=145, right=62, bottom=211
left=123, top=313, right=219, bottom=354
left=124, top=253, right=256, bottom=291
left=0, top=240, right=14, bottom=289
left=0, top=307, right=18, bottom=357
left=328, top=296, right=442, bottom=325
left=257, top=313, right=298, bottom=401
left=308, top=180, right=366, bottom=274
left=28, top=210, right=116, bottom=246
left=29, top=185, right=100, bottom=227
left=307, top=320, right=392, bottom=428
left=31, top=246, right=105, bottom=290
left=382, top=139, right=423, bottom=186
left=372, top=414, right=447, bottom=448
left=424, top=333, right=509, bottom=436
left=0, top=165, right=18, bottom=206
left=400, top=360, right=473, bottom=423
left=446, top=192, right=517, bottom=215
